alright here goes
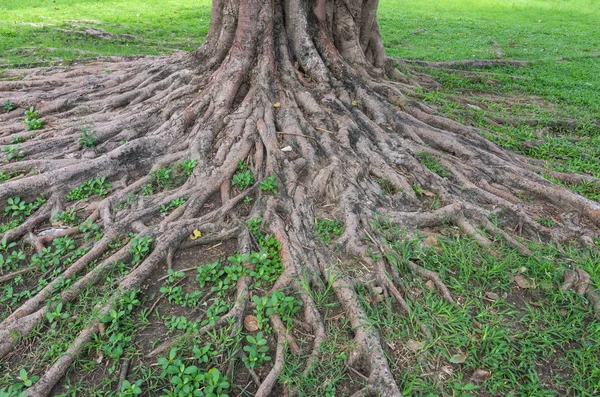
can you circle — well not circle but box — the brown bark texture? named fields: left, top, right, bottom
left=0, top=0, right=599, bottom=396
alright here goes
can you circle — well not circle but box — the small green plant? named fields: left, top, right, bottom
left=79, top=126, right=97, bottom=148
left=315, top=217, right=344, bottom=244
left=45, top=302, right=69, bottom=324
left=157, top=348, right=230, bottom=397
left=376, top=177, right=400, bottom=195
left=119, top=379, right=143, bottom=397
left=4, top=196, right=46, bottom=219
left=417, top=151, right=449, bottom=177
left=78, top=218, right=103, bottom=240
left=66, top=177, right=111, bottom=201
left=0, top=172, right=12, bottom=183
left=252, top=291, right=302, bottom=330
left=54, top=208, right=78, bottom=226
left=2, top=145, right=25, bottom=161
left=18, top=368, right=39, bottom=387
left=142, top=160, right=197, bottom=195
left=536, top=217, right=557, bottom=228
left=23, top=106, right=44, bottom=130
left=232, top=160, right=255, bottom=190
left=10, top=136, right=25, bottom=144
left=412, top=182, right=423, bottom=197
left=130, top=235, right=152, bottom=264
left=243, top=332, right=271, bottom=368
left=260, top=173, right=278, bottom=194
left=2, top=99, right=16, bottom=112
left=179, top=159, right=198, bottom=175
left=160, top=197, right=185, bottom=214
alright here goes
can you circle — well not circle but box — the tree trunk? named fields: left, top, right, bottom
left=0, top=1, right=599, bottom=396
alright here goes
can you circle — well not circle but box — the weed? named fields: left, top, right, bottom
left=4, top=196, right=46, bottom=219
left=54, top=208, right=79, bottom=226
left=130, top=235, right=152, bottom=264
left=232, top=160, right=255, bottom=190
left=243, top=332, right=271, bottom=368
left=179, top=159, right=198, bottom=175
left=78, top=126, right=97, bottom=148
left=260, top=174, right=278, bottom=194
left=417, top=151, right=448, bottom=177
left=376, top=177, right=400, bottom=195
left=119, top=379, right=143, bottom=396
left=142, top=160, right=197, bottom=195
left=66, top=177, right=111, bottom=201
left=315, top=217, right=344, bottom=244
left=23, top=106, right=44, bottom=130
left=78, top=218, right=103, bottom=240
left=45, top=302, right=69, bottom=324
left=160, top=197, right=185, bottom=214
left=0, top=172, right=13, bottom=183
left=2, top=145, right=25, bottom=161
left=157, top=348, right=230, bottom=397
left=252, top=291, right=302, bottom=331
left=2, top=99, right=16, bottom=112
left=537, top=217, right=557, bottom=228
left=10, top=136, right=25, bottom=144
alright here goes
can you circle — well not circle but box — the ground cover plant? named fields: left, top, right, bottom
left=0, top=0, right=599, bottom=396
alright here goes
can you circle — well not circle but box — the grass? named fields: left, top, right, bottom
left=369, top=223, right=600, bottom=396
left=1, top=0, right=599, bottom=396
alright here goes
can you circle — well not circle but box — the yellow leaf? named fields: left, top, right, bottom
left=190, top=229, right=202, bottom=240
left=273, top=102, right=281, bottom=108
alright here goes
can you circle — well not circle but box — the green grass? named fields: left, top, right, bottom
left=368, top=224, right=600, bottom=396
left=0, top=0, right=212, bottom=66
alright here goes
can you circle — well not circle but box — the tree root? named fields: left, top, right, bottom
left=1, top=0, right=599, bottom=394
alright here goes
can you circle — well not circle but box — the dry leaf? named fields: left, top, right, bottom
left=421, top=189, right=436, bottom=197
left=470, top=369, right=491, bottom=382
left=425, top=280, right=436, bottom=290
left=190, top=229, right=202, bottom=240
left=485, top=291, right=499, bottom=300
left=244, top=315, right=259, bottom=332
left=95, top=350, right=104, bottom=363
left=424, top=235, right=440, bottom=247
left=449, top=353, right=467, bottom=364
left=513, top=274, right=533, bottom=289
left=406, top=339, right=423, bottom=352
left=281, top=146, right=292, bottom=152
left=273, top=102, right=281, bottom=108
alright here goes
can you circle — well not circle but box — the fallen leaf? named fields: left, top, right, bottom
left=425, top=280, right=436, bottom=290
left=485, top=291, right=499, bottom=300
left=406, top=339, right=423, bottom=352
left=513, top=274, right=533, bottom=289
left=424, top=235, right=440, bottom=247
left=372, top=286, right=384, bottom=295
left=449, top=353, right=467, bottom=364
left=244, top=315, right=259, bottom=332
left=95, top=350, right=104, bottom=363
left=190, top=229, right=202, bottom=240
left=281, top=145, right=292, bottom=152
left=470, top=369, right=491, bottom=382
left=273, top=102, right=281, bottom=108
left=420, top=188, right=436, bottom=197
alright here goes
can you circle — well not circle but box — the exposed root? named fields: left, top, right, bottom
left=0, top=0, right=599, bottom=394
left=562, top=267, right=600, bottom=316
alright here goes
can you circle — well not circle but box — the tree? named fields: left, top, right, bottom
left=0, top=1, right=599, bottom=396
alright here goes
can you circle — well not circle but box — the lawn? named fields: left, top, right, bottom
left=1, top=1, right=599, bottom=396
